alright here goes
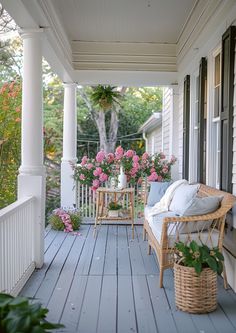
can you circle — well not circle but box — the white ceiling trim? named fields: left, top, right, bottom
left=72, top=41, right=176, bottom=71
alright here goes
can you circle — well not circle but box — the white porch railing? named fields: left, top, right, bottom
left=0, top=197, right=35, bottom=296
left=76, top=182, right=146, bottom=219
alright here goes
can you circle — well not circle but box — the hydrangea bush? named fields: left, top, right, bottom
left=74, top=146, right=177, bottom=191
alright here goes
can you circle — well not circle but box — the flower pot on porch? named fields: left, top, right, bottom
left=174, top=263, right=217, bottom=313
left=108, top=210, right=119, bottom=218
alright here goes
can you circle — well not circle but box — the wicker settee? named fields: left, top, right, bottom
left=143, top=184, right=236, bottom=288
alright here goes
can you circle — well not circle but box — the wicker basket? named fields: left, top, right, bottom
left=174, top=263, right=217, bottom=313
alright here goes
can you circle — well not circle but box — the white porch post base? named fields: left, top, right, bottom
left=18, top=170, right=46, bottom=268
left=61, top=159, right=77, bottom=209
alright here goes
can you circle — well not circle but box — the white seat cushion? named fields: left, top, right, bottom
left=144, top=206, right=219, bottom=248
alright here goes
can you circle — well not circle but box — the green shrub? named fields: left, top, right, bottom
left=0, top=293, right=63, bottom=333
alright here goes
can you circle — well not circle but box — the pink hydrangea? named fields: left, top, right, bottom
left=137, top=177, right=143, bottom=184
left=87, top=163, right=93, bottom=170
left=115, top=146, right=124, bottom=159
left=96, top=150, right=106, bottom=163
left=142, top=152, right=149, bottom=160
left=160, top=152, right=166, bottom=159
left=150, top=167, right=156, bottom=173
left=92, top=179, right=100, bottom=188
left=93, top=167, right=102, bottom=176
left=147, top=172, right=158, bottom=181
left=107, top=153, right=114, bottom=163
left=130, top=168, right=138, bottom=176
left=170, top=155, right=177, bottom=163
left=79, top=174, right=85, bottom=180
left=81, top=156, right=88, bottom=166
left=125, top=149, right=134, bottom=158
left=133, top=155, right=139, bottom=163
left=162, top=166, right=169, bottom=174
left=157, top=175, right=163, bottom=182
left=99, top=172, right=108, bottom=182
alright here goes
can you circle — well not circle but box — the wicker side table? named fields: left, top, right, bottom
left=94, top=187, right=135, bottom=238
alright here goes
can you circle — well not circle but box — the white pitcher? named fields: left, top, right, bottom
left=118, top=166, right=127, bottom=189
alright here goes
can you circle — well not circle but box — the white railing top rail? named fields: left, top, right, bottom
left=0, top=196, right=35, bottom=221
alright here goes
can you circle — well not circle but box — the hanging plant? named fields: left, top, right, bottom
left=91, top=85, right=121, bottom=110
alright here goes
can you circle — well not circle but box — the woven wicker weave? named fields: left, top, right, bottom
left=174, top=263, right=217, bottom=313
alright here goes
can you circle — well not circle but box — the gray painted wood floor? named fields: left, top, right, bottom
left=20, top=224, right=236, bottom=333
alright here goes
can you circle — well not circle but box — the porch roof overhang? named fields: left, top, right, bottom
left=1, top=0, right=231, bottom=86
left=139, top=112, right=162, bottom=133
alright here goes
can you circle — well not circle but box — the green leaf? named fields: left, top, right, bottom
left=215, top=251, right=224, bottom=261
left=190, top=240, right=199, bottom=253
left=193, top=260, right=202, bottom=275
left=206, top=257, right=218, bottom=272
left=217, top=261, right=223, bottom=275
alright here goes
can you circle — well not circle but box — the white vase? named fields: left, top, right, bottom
left=118, top=166, right=127, bottom=189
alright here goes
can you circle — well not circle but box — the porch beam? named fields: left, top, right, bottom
left=61, top=83, right=77, bottom=209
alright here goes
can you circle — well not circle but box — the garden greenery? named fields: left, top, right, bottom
left=0, top=293, right=63, bottom=333
left=175, top=240, right=224, bottom=275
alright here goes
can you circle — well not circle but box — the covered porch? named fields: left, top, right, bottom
left=21, top=225, right=236, bottom=333
left=1, top=0, right=236, bottom=331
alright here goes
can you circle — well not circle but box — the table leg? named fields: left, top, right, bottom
left=130, top=192, right=134, bottom=239
left=94, top=191, right=100, bottom=237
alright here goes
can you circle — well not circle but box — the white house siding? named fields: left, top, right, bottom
left=146, top=127, right=162, bottom=155
left=177, top=2, right=236, bottom=291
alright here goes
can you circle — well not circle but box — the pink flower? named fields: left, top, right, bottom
left=142, top=152, right=149, bottom=160
left=96, top=150, right=106, bottom=163
left=99, top=172, right=108, bottom=182
left=160, top=152, right=166, bottom=159
left=92, top=179, right=100, bottom=188
left=132, top=162, right=140, bottom=170
left=157, top=175, right=163, bottom=182
left=107, top=153, right=114, bottom=163
left=87, top=163, right=93, bottom=170
left=137, top=177, right=143, bottom=184
left=125, top=149, right=134, bottom=158
left=79, top=174, right=85, bottom=180
left=130, top=168, right=137, bottom=176
left=81, top=156, right=88, bottom=165
left=162, top=166, right=169, bottom=174
left=133, top=155, right=139, bottom=163
left=150, top=167, right=156, bottom=173
left=93, top=167, right=102, bottom=176
left=170, top=155, right=177, bottom=163
left=147, top=172, right=158, bottom=181
left=115, top=146, right=124, bottom=159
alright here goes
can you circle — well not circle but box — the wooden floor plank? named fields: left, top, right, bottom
left=59, top=275, right=88, bottom=333
left=34, top=234, right=76, bottom=306
left=127, top=227, right=146, bottom=275
left=97, top=275, right=117, bottom=333
left=147, top=275, right=178, bottom=333
left=117, top=275, right=137, bottom=333
left=76, top=275, right=103, bottom=333
left=46, top=226, right=90, bottom=322
left=104, top=225, right=117, bottom=275
left=74, top=226, right=97, bottom=276
left=89, top=225, right=108, bottom=275
left=44, top=229, right=58, bottom=252
left=217, top=281, right=236, bottom=329
left=20, top=231, right=67, bottom=297
left=132, top=275, right=158, bottom=333
left=136, top=226, right=159, bottom=275
left=117, top=226, right=131, bottom=275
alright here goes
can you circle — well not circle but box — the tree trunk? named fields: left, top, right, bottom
left=94, top=110, right=109, bottom=152
left=108, top=107, right=119, bottom=152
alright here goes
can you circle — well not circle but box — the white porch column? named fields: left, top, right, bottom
left=170, top=85, right=179, bottom=180
left=18, top=29, right=46, bottom=268
left=61, top=83, right=77, bottom=208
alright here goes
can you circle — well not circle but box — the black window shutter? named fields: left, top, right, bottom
left=183, top=75, right=190, bottom=180
left=197, top=57, right=207, bottom=183
left=220, top=26, right=236, bottom=192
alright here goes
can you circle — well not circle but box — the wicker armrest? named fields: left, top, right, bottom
left=162, top=207, right=227, bottom=224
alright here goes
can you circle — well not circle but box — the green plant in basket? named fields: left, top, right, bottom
left=49, top=208, right=82, bottom=232
left=0, top=293, right=63, bottom=333
left=175, top=241, right=224, bottom=275
left=108, top=201, right=122, bottom=210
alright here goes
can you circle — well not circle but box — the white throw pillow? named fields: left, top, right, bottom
left=169, top=183, right=200, bottom=215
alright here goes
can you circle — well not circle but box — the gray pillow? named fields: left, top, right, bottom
left=169, top=183, right=200, bottom=215
left=147, top=181, right=172, bottom=206
left=178, top=196, right=223, bottom=233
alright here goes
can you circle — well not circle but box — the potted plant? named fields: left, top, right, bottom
left=108, top=201, right=122, bottom=217
left=49, top=208, right=81, bottom=232
left=174, top=240, right=224, bottom=313
left=0, top=293, right=63, bottom=333
left=91, top=85, right=121, bottom=110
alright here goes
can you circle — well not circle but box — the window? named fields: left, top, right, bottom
left=183, top=75, right=190, bottom=180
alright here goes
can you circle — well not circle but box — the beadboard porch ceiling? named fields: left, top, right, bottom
left=1, top=0, right=227, bottom=84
